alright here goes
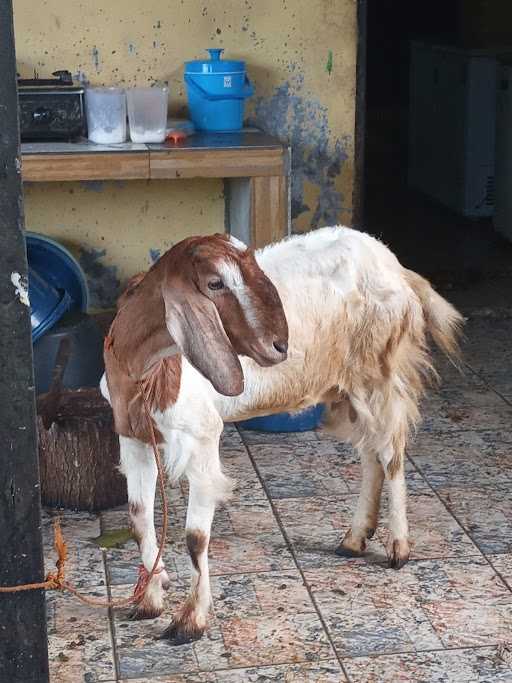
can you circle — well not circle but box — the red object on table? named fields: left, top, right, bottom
left=165, top=130, right=188, bottom=144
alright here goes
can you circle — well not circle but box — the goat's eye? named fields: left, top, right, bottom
left=208, top=279, right=224, bottom=291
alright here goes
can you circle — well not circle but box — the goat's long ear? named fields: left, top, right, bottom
left=162, top=282, right=244, bottom=396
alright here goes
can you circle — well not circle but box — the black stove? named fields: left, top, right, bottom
left=18, top=70, right=86, bottom=142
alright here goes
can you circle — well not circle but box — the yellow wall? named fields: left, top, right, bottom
left=15, top=0, right=357, bottom=308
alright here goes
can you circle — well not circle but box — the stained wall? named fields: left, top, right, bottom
left=15, top=0, right=357, bottom=308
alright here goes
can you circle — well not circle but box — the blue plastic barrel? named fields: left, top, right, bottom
left=239, top=405, right=325, bottom=433
left=29, top=267, right=72, bottom=342
left=184, top=49, right=254, bottom=132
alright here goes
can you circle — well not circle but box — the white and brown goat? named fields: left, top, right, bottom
left=101, top=226, right=463, bottom=644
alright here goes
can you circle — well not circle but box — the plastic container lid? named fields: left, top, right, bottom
left=185, top=48, right=246, bottom=74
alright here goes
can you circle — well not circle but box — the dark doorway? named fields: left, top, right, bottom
left=362, top=0, right=512, bottom=310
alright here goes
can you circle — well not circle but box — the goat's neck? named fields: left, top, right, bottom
left=108, top=271, right=176, bottom=380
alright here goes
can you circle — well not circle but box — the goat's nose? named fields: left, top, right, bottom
left=273, top=340, right=288, bottom=354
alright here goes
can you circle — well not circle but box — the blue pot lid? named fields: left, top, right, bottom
left=26, top=231, right=89, bottom=312
left=185, top=48, right=246, bottom=74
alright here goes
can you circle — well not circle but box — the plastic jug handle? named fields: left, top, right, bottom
left=207, top=48, right=224, bottom=61
left=185, top=73, right=254, bottom=101
left=242, top=74, right=254, bottom=98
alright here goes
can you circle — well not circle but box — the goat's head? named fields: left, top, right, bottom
left=161, top=233, right=288, bottom=396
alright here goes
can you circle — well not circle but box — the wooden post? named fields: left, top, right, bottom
left=352, top=0, right=367, bottom=229
left=250, top=175, right=289, bottom=249
left=0, top=1, right=50, bottom=680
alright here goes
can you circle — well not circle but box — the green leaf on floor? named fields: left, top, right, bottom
left=92, top=527, right=134, bottom=548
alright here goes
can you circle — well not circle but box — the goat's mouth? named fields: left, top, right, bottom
left=246, top=341, right=288, bottom=367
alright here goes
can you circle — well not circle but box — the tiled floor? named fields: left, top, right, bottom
left=43, top=316, right=512, bottom=682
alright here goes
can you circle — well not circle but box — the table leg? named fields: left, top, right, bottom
left=226, top=173, right=290, bottom=249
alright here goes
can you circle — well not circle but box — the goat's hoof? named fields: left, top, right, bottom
left=335, top=544, right=364, bottom=558
left=128, top=580, right=166, bottom=620
left=129, top=603, right=164, bottom=620
left=388, top=539, right=410, bottom=570
left=159, top=621, right=204, bottom=646
left=336, top=531, right=366, bottom=558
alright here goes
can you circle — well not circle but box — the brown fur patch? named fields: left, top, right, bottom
left=104, top=233, right=288, bottom=443
left=128, top=502, right=144, bottom=545
left=141, top=356, right=182, bottom=413
left=387, top=451, right=403, bottom=479
left=129, top=501, right=143, bottom=517
left=186, top=529, right=208, bottom=573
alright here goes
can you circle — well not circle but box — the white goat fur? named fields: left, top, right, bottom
left=100, top=225, right=462, bottom=639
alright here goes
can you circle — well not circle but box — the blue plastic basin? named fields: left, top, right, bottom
left=29, top=267, right=72, bottom=342
left=184, top=49, right=254, bottom=132
left=239, top=405, right=325, bottom=433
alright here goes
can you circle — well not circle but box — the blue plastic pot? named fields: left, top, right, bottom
left=184, top=48, right=254, bottom=132
left=239, top=405, right=325, bottom=433
left=26, top=232, right=89, bottom=313
left=29, top=267, right=72, bottom=342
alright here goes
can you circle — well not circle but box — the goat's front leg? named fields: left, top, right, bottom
left=162, top=438, right=232, bottom=645
left=119, top=435, right=170, bottom=619
left=336, top=446, right=385, bottom=557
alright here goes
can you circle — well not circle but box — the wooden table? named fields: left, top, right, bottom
left=21, top=132, right=291, bottom=248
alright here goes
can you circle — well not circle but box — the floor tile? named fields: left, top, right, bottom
left=118, top=675, right=216, bottom=683
left=343, top=646, right=512, bottom=682
left=219, top=612, right=333, bottom=668
left=305, top=556, right=512, bottom=656
left=437, top=484, right=512, bottom=554
left=420, top=402, right=512, bottom=435
left=250, top=441, right=352, bottom=498
left=211, top=570, right=314, bottom=619
left=204, top=530, right=295, bottom=576
left=409, top=430, right=512, bottom=488
left=47, top=586, right=115, bottom=683
left=119, top=660, right=345, bottom=682
left=489, top=554, right=512, bottom=589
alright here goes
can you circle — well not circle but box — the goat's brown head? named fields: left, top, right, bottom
left=159, top=233, right=288, bottom=396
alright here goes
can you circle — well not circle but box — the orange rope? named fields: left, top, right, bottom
left=0, top=388, right=169, bottom=611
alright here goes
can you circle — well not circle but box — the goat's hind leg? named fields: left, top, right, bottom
left=383, top=449, right=410, bottom=569
left=119, top=435, right=170, bottom=619
left=336, top=446, right=385, bottom=557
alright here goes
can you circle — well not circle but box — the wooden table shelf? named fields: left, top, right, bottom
left=21, top=132, right=291, bottom=247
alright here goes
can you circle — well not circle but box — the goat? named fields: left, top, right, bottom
left=100, top=227, right=463, bottom=644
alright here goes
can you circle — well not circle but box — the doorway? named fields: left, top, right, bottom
left=361, top=0, right=512, bottom=310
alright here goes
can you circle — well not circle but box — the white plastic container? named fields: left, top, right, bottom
left=127, top=87, right=168, bottom=143
left=85, top=88, right=126, bottom=144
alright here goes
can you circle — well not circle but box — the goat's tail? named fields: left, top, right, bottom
left=404, top=269, right=464, bottom=365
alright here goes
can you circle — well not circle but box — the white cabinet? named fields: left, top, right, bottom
left=408, top=41, right=496, bottom=217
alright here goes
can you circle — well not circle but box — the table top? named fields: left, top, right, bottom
left=21, top=131, right=284, bottom=156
